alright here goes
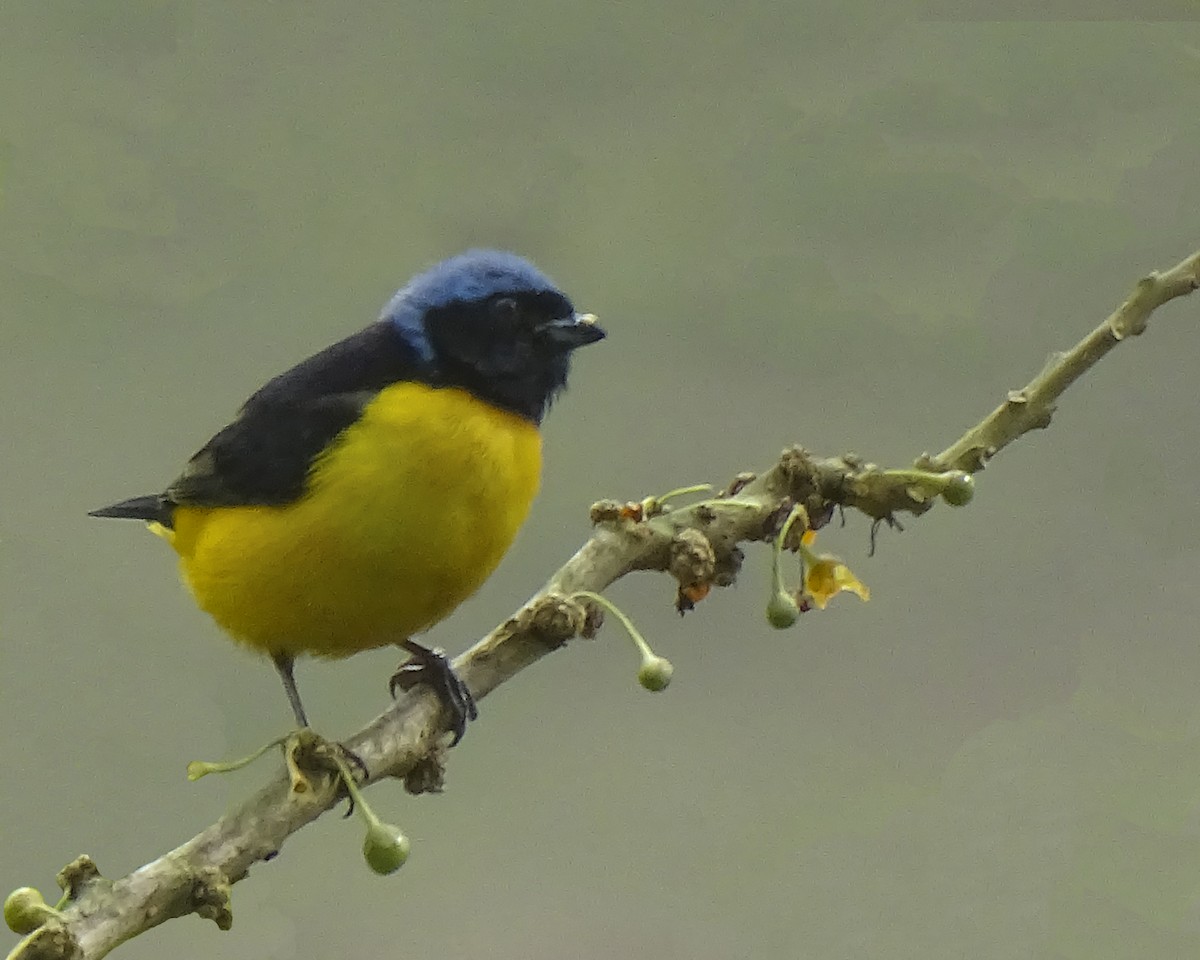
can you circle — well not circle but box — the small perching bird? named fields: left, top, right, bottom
left=91, top=249, right=605, bottom=741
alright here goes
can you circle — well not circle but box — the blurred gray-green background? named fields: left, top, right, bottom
left=5, top=4, right=1200, bottom=959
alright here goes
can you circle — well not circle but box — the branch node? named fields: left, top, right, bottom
left=403, top=747, right=447, bottom=795
left=957, top=446, right=991, bottom=472
left=669, top=529, right=716, bottom=594
left=521, top=593, right=586, bottom=649
left=7, top=923, right=80, bottom=960
left=775, top=446, right=819, bottom=502
left=588, top=499, right=625, bottom=524
left=55, top=858, right=101, bottom=904
left=190, top=867, right=233, bottom=931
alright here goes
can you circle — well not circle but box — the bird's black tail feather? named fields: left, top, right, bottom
left=88, top=495, right=170, bottom=525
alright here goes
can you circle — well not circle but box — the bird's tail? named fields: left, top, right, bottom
left=89, top=495, right=169, bottom=524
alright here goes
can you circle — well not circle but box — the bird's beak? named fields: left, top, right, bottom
left=539, top=312, right=606, bottom=350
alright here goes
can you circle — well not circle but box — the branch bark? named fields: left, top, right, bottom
left=7, top=247, right=1199, bottom=960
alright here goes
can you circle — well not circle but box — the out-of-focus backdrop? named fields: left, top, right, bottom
left=5, top=5, right=1200, bottom=958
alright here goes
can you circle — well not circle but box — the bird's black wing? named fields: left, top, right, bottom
left=164, top=391, right=374, bottom=510
left=90, top=321, right=435, bottom=527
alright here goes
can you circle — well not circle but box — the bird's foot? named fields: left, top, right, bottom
left=188, top=729, right=368, bottom=813
left=284, top=729, right=369, bottom=814
left=388, top=643, right=478, bottom=746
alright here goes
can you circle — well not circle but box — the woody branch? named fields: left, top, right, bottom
left=6, top=247, right=1199, bottom=960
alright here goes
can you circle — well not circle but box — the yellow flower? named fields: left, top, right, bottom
left=798, top=531, right=870, bottom=610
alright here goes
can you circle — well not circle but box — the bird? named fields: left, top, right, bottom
left=91, top=249, right=605, bottom=743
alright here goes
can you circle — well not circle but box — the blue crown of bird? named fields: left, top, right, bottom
left=92, top=249, right=605, bottom=743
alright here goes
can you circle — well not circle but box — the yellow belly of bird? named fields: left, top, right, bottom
left=166, top=384, right=542, bottom=659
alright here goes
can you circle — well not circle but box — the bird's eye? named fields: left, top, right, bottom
left=490, top=297, right=519, bottom=322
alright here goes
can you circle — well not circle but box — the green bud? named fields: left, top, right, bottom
left=572, top=590, right=674, bottom=694
left=766, top=502, right=805, bottom=628
left=363, top=821, right=411, bottom=875
left=766, top=588, right=801, bottom=629
left=187, top=760, right=220, bottom=781
left=187, top=734, right=289, bottom=782
left=637, top=655, right=674, bottom=692
left=4, top=887, right=56, bottom=935
left=940, top=471, right=975, bottom=506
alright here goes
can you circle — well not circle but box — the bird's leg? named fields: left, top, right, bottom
left=272, top=652, right=310, bottom=728
left=270, top=653, right=367, bottom=805
left=388, top=640, right=478, bottom=746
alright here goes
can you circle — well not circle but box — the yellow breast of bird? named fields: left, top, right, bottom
left=169, top=383, right=543, bottom=659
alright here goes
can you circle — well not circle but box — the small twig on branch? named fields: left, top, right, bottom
left=7, top=247, right=1199, bottom=960
left=928, top=250, right=1200, bottom=473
